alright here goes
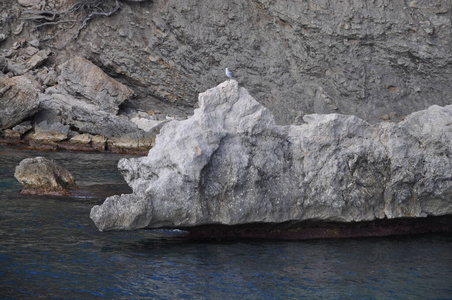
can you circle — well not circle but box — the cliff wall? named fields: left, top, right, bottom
left=1, top=0, right=450, bottom=125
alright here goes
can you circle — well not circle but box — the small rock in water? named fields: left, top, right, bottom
left=14, top=157, right=78, bottom=196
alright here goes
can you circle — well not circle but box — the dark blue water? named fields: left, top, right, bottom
left=0, top=145, right=451, bottom=299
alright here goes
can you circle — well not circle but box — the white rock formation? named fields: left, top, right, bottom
left=90, top=80, right=452, bottom=231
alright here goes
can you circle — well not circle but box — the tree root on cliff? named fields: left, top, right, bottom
left=20, top=0, right=121, bottom=41
left=73, top=0, right=119, bottom=40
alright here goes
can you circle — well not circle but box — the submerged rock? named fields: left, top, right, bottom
left=90, top=81, right=452, bottom=231
left=15, top=157, right=78, bottom=196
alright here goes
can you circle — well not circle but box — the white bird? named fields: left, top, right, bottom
left=225, top=68, right=237, bottom=79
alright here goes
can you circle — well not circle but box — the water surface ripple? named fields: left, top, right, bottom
left=0, top=145, right=451, bottom=299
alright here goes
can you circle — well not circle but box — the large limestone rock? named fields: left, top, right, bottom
left=15, top=157, right=78, bottom=195
left=90, top=81, right=452, bottom=231
left=56, top=56, right=133, bottom=114
left=0, top=75, right=40, bottom=129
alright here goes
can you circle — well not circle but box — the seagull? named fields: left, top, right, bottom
left=225, top=68, right=237, bottom=79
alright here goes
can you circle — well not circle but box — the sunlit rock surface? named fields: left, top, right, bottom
left=90, top=80, right=452, bottom=231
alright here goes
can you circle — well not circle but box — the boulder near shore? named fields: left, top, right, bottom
left=90, top=80, right=452, bottom=237
left=15, top=157, right=78, bottom=196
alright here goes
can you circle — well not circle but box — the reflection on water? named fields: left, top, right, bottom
left=0, top=145, right=451, bottom=299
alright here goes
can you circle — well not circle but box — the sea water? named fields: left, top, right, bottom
left=0, top=145, right=451, bottom=299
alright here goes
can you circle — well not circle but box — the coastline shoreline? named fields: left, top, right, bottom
left=0, top=137, right=150, bottom=156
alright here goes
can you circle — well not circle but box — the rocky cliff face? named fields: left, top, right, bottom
left=1, top=0, right=451, bottom=125
left=90, top=80, right=452, bottom=231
